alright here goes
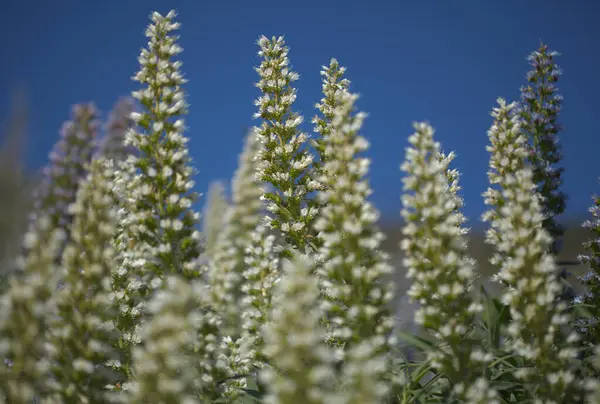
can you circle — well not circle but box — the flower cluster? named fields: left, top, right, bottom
left=482, top=98, right=580, bottom=401
left=2, top=8, right=600, bottom=404
left=209, top=130, right=264, bottom=337
left=24, top=104, right=99, bottom=265
left=577, top=193, right=600, bottom=345
left=260, top=254, right=336, bottom=404
left=202, top=181, right=229, bottom=260
left=314, top=86, right=394, bottom=374
left=0, top=222, right=66, bottom=403
left=518, top=44, right=566, bottom=253
left=311, top=58, right=351, bottom=187
left=400, top=122, right=497, bottom=402
left=253, top=36, right=321, bottom=255
left=97, top=97, right=136, bottom=163
left=124, top=9, right=202, bottom=280
left=44, top=157, right=120, bottom=402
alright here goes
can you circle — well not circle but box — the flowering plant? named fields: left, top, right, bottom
left=1, top=10, right=599, bottom=404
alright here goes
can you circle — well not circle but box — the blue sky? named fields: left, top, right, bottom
left=1, top=0, right=599, bottom=225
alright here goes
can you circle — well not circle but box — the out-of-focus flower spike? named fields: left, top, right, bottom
left=400, top=122, right=497, bottom=403
left=0, top=220, right=66, bottom=403
left=314, top=89, right=393, bottom=400
left=202, top=181, right=229, bottom=259
left=260, top=254, right=336, bottom=404
left=23, top=103, right=99, bottom=264
left=44, top=157, right=120, bottom=402
left=209, top=129, right=264, bottom=337
left=97, top=97, right=136, bottom=163
left=482, top=98, right=581, bottom=401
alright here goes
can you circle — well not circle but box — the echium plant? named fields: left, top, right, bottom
left=577, top=191, right=600, bottom=345
left=313, top=86, right=394, bottom=378
left=0, top=222, right=66, bottom=403
left=44, top=157, right=120, bottom=403
left=482, top=98, right=581, bottom=401
left=127, top=276, right=204, bottom=404
left=239, top=224, right=280, bottom=364
left=518, top=43, right=566, bottom=254
left=202, top=181, right=230, bottom=260
left=123, top=9, right=202, bottom=280
left=97, top=97, right=136, bottom=162
left=204, top=131, right=265, bottom=400
left=209, top=130, right=264, bottom=337
left=0, top=104, right=99, bottom=403
left=106, top=9, right=204, bottom=386
left=253, top=35, right=321, bottom=256
left=260, top=254, right=337, bottom=404
left=311, top=58, right=351, bottom=194
left=23, top=104, right=99, bottom=265
left=400, top=122, right=498, bottom=403
left=5, top=10, right=600, bottom=402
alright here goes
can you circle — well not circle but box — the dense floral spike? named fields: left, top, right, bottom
left=519, top=44, right=566, bottom=254
left=308, top=58, right=351, bottom=253
left=209, top=130, right=264, bottom=336
left=312, top=58, right=351, bottom=177
left=400, top=122, right=497, bottom=402
left=105, top=9, right=203, bottom=388
left=482, top=98, right=580, bottom=400
left=125, top=9, right=202, bottom=280
left=0, top=222, right=66, bottom=403
left=23, top=104, right=99, bottom=263
left=128, top=276, right=203, bottom=403
left=97, top=97, right=136, bottom=162
left=314, top=90, right=394, bottom=369
left=577, top=192, right=600, bottom=343
left=202, top=181, right=229, bottom=259
left=260, top=254, right=337, bottom=404
left=217, top=335, right=255, bottom=401
left=104, top=156, right=152, bottom=386
left=240, top=224, right=280, bottom=363
left=44, top=158, right=120, bottom=403
left=92, top=100, right=143, bottom=386
left=253, top=35, right=320, bottom=256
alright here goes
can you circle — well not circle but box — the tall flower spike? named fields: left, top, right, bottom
left=209, top=130, right=264, bottom=337
left=260, top=254, right=337, bottom=404
left=23, top=104, right=99, bottom=265
left=0, top=222, right=66, bottom=403
left=253, top=35, right=320, bottom=256
left=400, top=122, right=497, bottom=403
left=105, top=9, right=202, bottom=388
left=104, top=155, right=151, bottom=387
left=97, top=97, right=136, bottom=163
left=576, top=190, right=600, bottom=343
left=44, top=157, right=120, bottom=402
left=240, top=224, right=280, bottom=365
left=481, top=98, right=581, bottom=401
left=312, top=58, right=351, bottom=177
left=202, top=181, right=229, bottom=260
left=128, top=276, right=203, bottom=404
left=125, top=9, right=202, bottom=280
left=519, top=43, right=566, bottom=254
left=313, top=90, right=394, bottom=373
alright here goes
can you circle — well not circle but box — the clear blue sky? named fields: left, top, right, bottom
left=1, top=0, right=599, bottom=224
